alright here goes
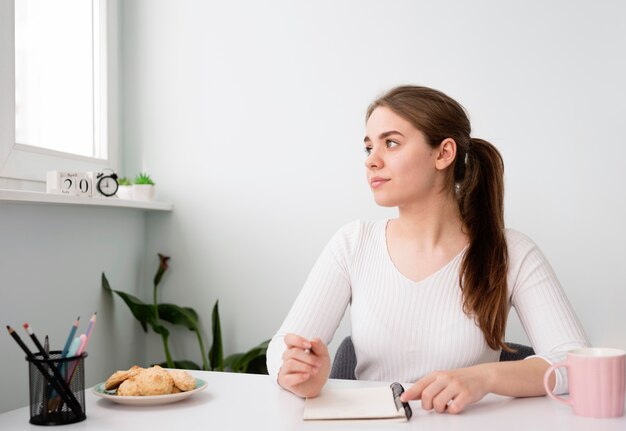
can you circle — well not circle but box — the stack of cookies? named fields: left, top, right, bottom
left=104, top=365, right=196, bottom=396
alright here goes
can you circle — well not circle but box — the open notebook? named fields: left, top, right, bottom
left=303, top=382, right=412, bottom=422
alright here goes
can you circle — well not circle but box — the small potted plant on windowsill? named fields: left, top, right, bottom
left=116, top=177, right=133, bottom=200
left=133, top=172, right=155, bottom=201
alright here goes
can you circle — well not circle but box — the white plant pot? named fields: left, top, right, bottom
left=116, top=185, right=133, bottom=200
left=132, top=184, right=156, bottom=201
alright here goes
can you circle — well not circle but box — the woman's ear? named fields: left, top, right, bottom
left=435, top=138, right=457, bottom=171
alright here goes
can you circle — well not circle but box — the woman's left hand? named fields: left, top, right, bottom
left=400, top=364, right=494, bottom=414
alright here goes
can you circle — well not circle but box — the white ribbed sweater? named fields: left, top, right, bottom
left=266, top=220, right=589, bottom=394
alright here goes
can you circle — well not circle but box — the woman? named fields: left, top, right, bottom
left=266, top=85, right=588, bottom=414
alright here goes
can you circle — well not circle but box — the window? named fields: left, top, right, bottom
left=0, top=0, right=117, bottom=187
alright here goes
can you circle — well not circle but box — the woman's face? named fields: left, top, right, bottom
left=364, top=106, right=440, bottom=208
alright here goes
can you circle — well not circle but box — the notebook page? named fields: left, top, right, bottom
left=303, top=386, right=405, bottom=420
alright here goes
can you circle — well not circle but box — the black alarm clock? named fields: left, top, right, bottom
left=95, top=170, right=119, bottom=197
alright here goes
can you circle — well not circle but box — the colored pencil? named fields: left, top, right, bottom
left=55, top=329, right=92, bottom=412
left=84, top=312, right=97, bottom=340
left=51, top=316, right=80, bottom=407
left=61, top=317, right=80, bottom=359
left=58, top=313, right=96, bottom=411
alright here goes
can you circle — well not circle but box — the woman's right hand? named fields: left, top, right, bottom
left=277, top=333, right=330, bottom=398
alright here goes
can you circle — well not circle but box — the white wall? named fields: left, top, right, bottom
left=0, top=203, right=150, bottom=413
left=121, top=0, right=626, bottom=367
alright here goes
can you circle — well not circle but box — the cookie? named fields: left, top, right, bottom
left=104, top=365, right=143, bottom=390
left=132, top=365, right=174, bottom=395
left=117, top=378, right=141, bottom=396
left=168, top=369, right=196, bottom=392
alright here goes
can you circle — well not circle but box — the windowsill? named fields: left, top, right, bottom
left=0, top=189, right=173, bottom=211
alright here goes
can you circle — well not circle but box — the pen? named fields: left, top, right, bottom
left=6, top=325, right=84, bottom=418
left=304, top=338, right=315, bottom=355
left=75, top=334, right=88, bottom=357
left=43, top=334, right=50, bottom=413
left=66, top=337, right=82, bottom=358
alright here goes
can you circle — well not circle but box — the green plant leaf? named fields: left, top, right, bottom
left=117, top=177, right=132, bottom=186
left=157, top=304, right=199, bottom=331
left=245, top=355, right=268, bottom=375
left=155, top=360, right=201, bottom=370
left=102, top=272, right=153, bottom=332
left=223, top=353, right=244, bottom=371
left=135, top=172, right=155, bottom=185
left=101, top=272, right=112, bottom=291
left=208, top=300, right=223, bottom=371
left=224, top=339, right=270, bottom=373
left=151, top=322, right=170, bottom=337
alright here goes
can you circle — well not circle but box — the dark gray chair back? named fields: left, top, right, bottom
left=498, top=342, right=535, bottom=362
left=329, top=336, right=535, bottom=380
left=329, top=336, right=358, bottom=380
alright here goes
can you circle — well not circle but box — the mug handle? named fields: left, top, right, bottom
left=543, top=361, right=571, bottom=405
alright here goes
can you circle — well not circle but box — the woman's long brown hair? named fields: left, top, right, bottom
left=367, top=86, right=510, bottom=351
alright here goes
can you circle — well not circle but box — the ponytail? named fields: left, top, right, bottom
left=457, top=138, right=509, bottom=351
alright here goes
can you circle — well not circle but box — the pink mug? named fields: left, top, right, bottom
left=544, top=347, right=625, bottom=418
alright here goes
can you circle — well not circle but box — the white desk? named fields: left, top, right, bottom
left=0, top=371, right=624, bottom=430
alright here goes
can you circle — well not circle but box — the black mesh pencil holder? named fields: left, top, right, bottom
left=27, top=351, right=87, bottom=426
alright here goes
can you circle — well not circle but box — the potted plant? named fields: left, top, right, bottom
left=116, top=177, right=133, bottom=200
left=133, top=172, right=155, bottom=201
left=102, top=254, right=269, bottom=372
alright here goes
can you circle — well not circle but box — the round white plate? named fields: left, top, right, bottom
left=92, top=378, right=207, bottom=406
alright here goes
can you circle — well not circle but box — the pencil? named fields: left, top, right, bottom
left=6, top=325, right=84, bottom=418
left=50, top=316, right=78, bottom=406
left=23, top=323, right=46, bottom=356
left=56, top=313, right=95, bottom=412
left=64, top=335, right=87, bottom=384
left=84, top=312, right=97, bottom=340
left=7, top=325, right=36, bottom=361
left=61, top=317, right=80, bottom=359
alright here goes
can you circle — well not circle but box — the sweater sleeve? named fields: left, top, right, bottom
left=266, top=222, right=357, bottom=380
left=507, top=230, right=589, bottom=395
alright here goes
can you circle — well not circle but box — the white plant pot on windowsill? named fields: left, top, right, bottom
left=132, top=184, right=155, bottom=201
left=116, top=185, right=133, bottom=200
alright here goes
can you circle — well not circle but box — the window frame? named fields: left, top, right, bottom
left=0, top=0, right=119, bottom=188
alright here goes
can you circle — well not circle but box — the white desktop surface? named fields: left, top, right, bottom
left=0, top=370, right=624, bottom=430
